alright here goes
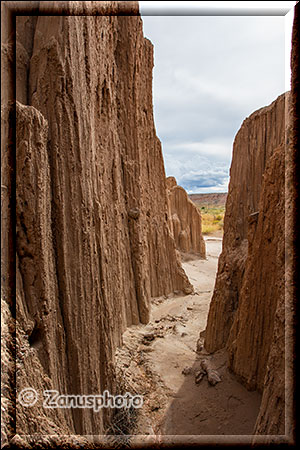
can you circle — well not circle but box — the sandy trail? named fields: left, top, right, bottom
left=147, top=237, right=222, bottom=395
left=115, top=237, right=261, bottom=436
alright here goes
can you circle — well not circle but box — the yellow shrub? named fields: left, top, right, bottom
left=199, top=205, right=225, bottom=235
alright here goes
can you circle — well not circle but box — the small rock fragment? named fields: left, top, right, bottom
left=195, top=369, right=206, bottom=384
left=143, top=332, right=155, bottom=341
left=183, top=285, right=194, bottom=295
left=154, top=330, right=164, bottom=338
left=207, top=370, right=221, bottom=386
left=166, top=314, right=176, bottom=322
left=182, top=366, right=193, bottom=376
left=201, top=359, right=221, bottom=386
left=128, top=208, right=140, bottom=219
left=196, top=338, right=203, bottom=353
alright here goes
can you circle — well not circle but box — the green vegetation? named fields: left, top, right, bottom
left=197, top=205, right=225, bottom=235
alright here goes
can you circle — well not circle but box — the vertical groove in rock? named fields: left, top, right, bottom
left=16, top=15, right=38, bottom=104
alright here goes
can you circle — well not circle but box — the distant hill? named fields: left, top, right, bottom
left=188, top=193, right=227, bottom=207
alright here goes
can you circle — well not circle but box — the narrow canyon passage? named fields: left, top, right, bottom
left=115, top=237, right=261, bottom=435
left=3, top=3, right=296, bottom=445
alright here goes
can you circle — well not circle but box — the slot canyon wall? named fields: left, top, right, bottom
left=204, top=92, right=289, bottom=436
left=204, top=1, right=300, bottom=435
left=205, top=92, right=288, bottom=356
left=1, top=1, right=193, bottom=443
left=166, top=176, right=206, bottom=259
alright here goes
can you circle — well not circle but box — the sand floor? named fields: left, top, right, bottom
left=114, top=237, right=261, bottom=438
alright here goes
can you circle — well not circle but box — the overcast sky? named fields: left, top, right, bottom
left=139, top=1, right=295, bottom=193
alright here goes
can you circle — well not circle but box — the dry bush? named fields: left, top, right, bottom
left=198, top=205, right=225, bottom=235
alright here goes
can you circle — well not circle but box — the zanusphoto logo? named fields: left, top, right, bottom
left=18, top=388, right=143, bottom=412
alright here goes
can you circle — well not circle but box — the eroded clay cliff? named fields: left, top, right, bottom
left=205, top=92, right=288, bottom=355
left=204, top=91, right=291, bottom=435
left=253, top=3, right=298, bottom=437
left=226, top=141, right=286, bottom=394
left=166, top=177, right=206, bottom=259
left=2, top=1, right=193, bottom=441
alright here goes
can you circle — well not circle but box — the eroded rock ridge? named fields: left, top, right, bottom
left=167, top=177, right=206, bottom=259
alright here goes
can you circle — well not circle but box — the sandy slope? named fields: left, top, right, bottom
left=115, top=237, right=261, bottom=436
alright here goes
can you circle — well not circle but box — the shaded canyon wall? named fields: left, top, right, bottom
left=2, top=1, right=193, bottom=440
left=204, top=91, right=290, bottom=436
left=253, top=3, right=299, bottom=437
left=205, top=92, right=288, bottom=356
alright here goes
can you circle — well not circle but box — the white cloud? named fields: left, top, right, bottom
left=165, top=138, right=233, bottom=161
left=163, top=140, right=230, bottom=194
left=139, top=3, right=295, bottom=193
